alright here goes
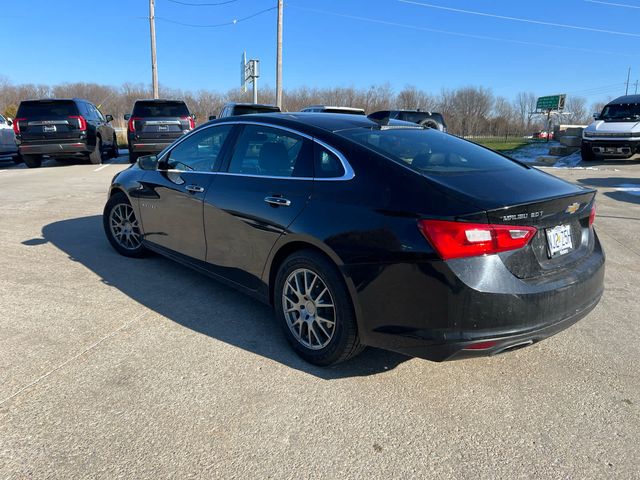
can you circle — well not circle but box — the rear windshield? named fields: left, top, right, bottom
left=600, top=103, right=640, bottom=122
left=338, top=127, right=523, bottom=174
left=17, top=100, right=79, bottom=118
left=400, top=112, right=444, bottom=124
left=132, top=101, right=189, bottom=117
left=233, top=105, right=280, bottom=115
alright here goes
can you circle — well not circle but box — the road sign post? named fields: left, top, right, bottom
left=534, top=94, right=567, bottom=142
left=240, top=51, right=260, bottom=103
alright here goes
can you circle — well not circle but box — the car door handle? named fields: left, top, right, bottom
left=264, top=196, right=291, bottom=207
left=185, top=185, right=205, bottom=194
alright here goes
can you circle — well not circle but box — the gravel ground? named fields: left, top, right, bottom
left=0, top=154, right=638, bottom=479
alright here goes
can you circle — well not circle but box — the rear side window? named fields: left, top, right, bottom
left=338, top=127, right=523, bottom=174
left=17, top=101, right=79, bottom=118
left=132, top=101, right=189, bottom=117
left=227, top=125, right=313, bottom=177
left=314, top=144, right=345, bottom=178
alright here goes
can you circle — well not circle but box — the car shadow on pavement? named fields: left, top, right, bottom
left=577, top=177, right=640, bottom=206
left=35, top=215, right=410, bottom=379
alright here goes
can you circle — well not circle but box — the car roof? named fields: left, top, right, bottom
left=20, top=98, right=86, bottom=103
left=302, top=105, right=365, bottom=112
left=134, top=99, right=187, bottom=103
left=212, top=112, right=414, bottom=133
left=609, top=95, right=640, bottom=105
left=225, top=102, right=279, bottom=108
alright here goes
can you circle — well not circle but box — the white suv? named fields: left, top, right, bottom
left=582, top=95, right=640, bottom=161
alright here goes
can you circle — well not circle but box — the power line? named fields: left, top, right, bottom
left=398, top=0, right=640, bottom=38
left=155, top=5, right=276, bottom=27
left=585, top=0, right=640, bottom=9
left=287, top=5, right=640, bottom=58
left=165, top=0, right=239, bottom=6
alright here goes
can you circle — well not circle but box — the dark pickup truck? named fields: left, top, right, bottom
left=125, top=99, right=195, bottom=163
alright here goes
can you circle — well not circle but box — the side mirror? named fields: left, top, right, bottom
left=593, top=113, right=600, bottom=120
left=6, top=119, right=12, bottom=126
left=124, top=113, right=131, bottom=120
left=191, top=113, right=197, bottom=121
left=208, top=115, right=217, bottom=121
left=137, top=154, right=158, bottom=171
left=105, top=114, right=114, bottom=123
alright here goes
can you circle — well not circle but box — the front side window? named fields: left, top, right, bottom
left=166, top=125, right=232, bottom=172
left=227, top=125, right=312, bottom=177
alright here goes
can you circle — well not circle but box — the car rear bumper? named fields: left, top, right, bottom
left=19, top=142, right=89, bottom=156
left=346, top=232, right=605, bottom=361
left=129, top=141, right=175, bottom=153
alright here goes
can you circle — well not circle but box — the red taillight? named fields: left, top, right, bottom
left=418, top=219, right=537, bottom=260
left=589, top=203, right=596, bottom=227
left=13, top=118, right=26, bottom=135
left=128, top=116, right=141, bottom=133
left=68, top=115, right=87, bottom=131
left=181, top=116, right=195, bottom=129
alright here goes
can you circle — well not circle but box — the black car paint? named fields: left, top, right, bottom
left=15, top=98, right=116, bottom=157
left=109, top=113, right=605, bottom=361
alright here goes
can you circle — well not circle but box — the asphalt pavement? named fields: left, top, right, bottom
left=0, top=154, right=638, bottom=479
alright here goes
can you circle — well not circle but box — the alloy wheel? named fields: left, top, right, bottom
left=109, top=203, right=142, bottom=250
left=282, top=268, right=336, bottom=350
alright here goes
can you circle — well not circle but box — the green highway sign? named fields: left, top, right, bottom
left=536, top=94, right=566, bottom=112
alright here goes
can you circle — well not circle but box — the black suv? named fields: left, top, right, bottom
left=213, top=102, right=281, bottom=120
left=125, top=99, right=195, bottom=163
left=13, top=99, right=117, bottom=168
left=368, top=110, right=448, bottom=132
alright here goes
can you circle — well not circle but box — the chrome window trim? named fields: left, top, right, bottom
left=158, top=120, right=355, bottom=181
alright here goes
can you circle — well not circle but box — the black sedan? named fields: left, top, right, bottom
left=103, top=113, right=605, bottom=365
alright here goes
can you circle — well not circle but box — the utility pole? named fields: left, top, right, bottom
left=150, top=0, right=159, bottom=99
left=635, top=80, right=638, bottom=95
left=276, top=0, right=283, bottom=109
left=625, top=67, right=631, bottom=96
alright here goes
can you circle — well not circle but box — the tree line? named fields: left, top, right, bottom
left=0, top=76, right=607, bottom=137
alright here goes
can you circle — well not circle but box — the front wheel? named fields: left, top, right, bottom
left=274, top=250, right=364, bottom=366
left=103, top=192, right=147, bottom=258
left=110, top=134, right=119, bottom=158
left=581, top=142, right=596, bottom=162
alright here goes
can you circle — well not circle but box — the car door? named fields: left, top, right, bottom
left=204, top=123, right=314, bottom=290
left=93, top=104, right=114, bottom=147
left=137, top=124, right=234, bottom=260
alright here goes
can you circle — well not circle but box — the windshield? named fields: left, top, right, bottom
left=132, top=101, right=189, bottom=117
left=600, top=103, right=640, bottom=122
left=337, top=127, right=524, bottom=174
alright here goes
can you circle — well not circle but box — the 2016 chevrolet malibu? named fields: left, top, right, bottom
left=103, top=113, right=605, bottom=365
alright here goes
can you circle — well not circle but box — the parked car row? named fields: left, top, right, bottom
left=8, top=95, right=450, bottom=167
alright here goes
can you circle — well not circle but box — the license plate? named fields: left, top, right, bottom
left=545, top=224, right=573, bottom=257
left=605, top=147, right=616, bottom=153
left=158, top=125, right=168, bottom=131
left=43, top=125, right=56, bottom=133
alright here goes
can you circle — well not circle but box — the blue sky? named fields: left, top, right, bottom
left=2, top=0, right=639, bottom=103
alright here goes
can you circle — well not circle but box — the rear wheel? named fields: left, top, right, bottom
left=22, top=154, right=42, bottom=168
left=581, top=142, right=596, bottom=162
left=89, top=137, right=103, bottom=164
left=12, top=153, right=22, bottom=165
left=103, top=192, right=147, bottom=258
left=274, top=250, right=364, bottom=366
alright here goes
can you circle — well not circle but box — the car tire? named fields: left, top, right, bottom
left=22, top=154, right=42, bottom=168
left=581, top=142, right=596, bottom=162
left=89, top=137, right=103, bottom=165
left=12, top=153, right=22, bottom=164
left=274, top=250, right=364, bottom=366
left=103, top=192, right=148, bottom=258
left=128, top=150, right=139, bottom=164
left=110, top=134, right=119, bottom=158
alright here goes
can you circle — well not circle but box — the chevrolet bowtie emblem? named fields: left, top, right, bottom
left=565, top=202, right=580, bottom=214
